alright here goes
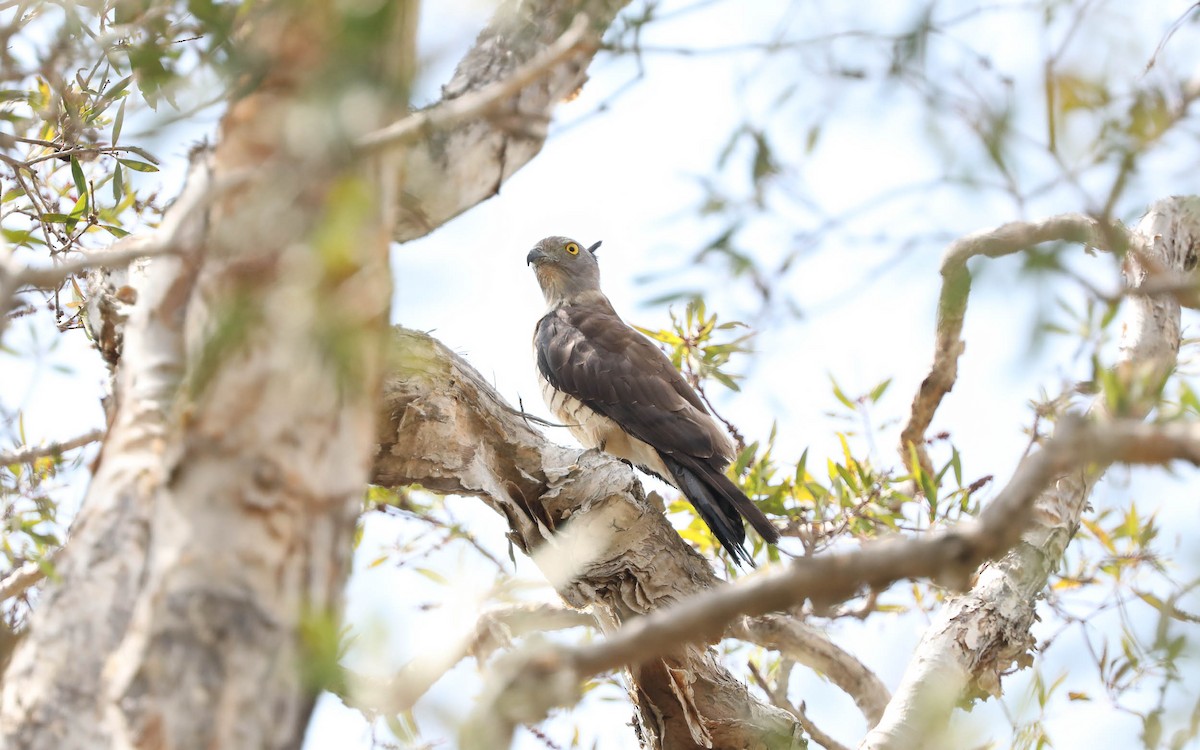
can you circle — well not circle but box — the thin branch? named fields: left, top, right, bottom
left=900, top=212, right=1124, bottom=476
left=0, top=554, right=57, bottom=603
left=345, top=604, right=595, bottom=716
left=733, top=614, right=891, bottom=725
left=0, top=429, right=104, bottom=466
left=1144, top=2, right=1200, bottom=74
left=865, top=197, right=1198, bottom=750
left=358, top=15, right=597, bottom=153
left=19, top=144, right=161, bottom=169
left=797, top=703, right=851, bottom=750
left=0, top=166, right=248, bottom=339
left=7, top=235, right=170, bottom=290
left=746, top=661, right=853, bottom=750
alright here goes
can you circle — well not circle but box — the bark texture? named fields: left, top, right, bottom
left=0, top=1, right=651, bottom=746
left=375, top=329, right=804, bottom=749
left=862, top=197, right=1200, bottom=750
left=0, top=3, right=395, bottom=747
left=389, top=0, right=630, bottom=242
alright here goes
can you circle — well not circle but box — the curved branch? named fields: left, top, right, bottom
left=360, top=15, right=597, bottom=153
left=733, top=615, right=890, bottom=726
left=900, top=213, right=1117, bottom=476
left=864, top=196, right=1200, bottom=750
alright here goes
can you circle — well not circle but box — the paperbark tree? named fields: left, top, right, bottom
left=0, top=0, right=644, bottom=746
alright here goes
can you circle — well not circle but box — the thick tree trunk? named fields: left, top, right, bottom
left=0, top=1, right=640, bottom=747
left=0, top=4, right=394, bottom=747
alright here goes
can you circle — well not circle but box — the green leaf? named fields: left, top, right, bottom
left=2, top=228, right=43, bottom=246
left=98, top=74, right=133, bottom=108
left=794, top=448, right=809, bottom=483
left=65, top=193, right=88, bottom=232
left=710, top=369, right=741, bottom=392
left=414, top=567, right=448, bottom=585
left=830, top=376, right=856, bottom=410
left=100, top=225, right=129, bottom=237
left=112, top=162, right=123, bottom=201
left=70, top=156, right=87, bottom=198
left=118, top=158, right=159, bottom=173
left=112, top=98, right=126, bottom=144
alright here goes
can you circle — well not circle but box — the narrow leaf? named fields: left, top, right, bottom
left=112, top=98, right=126, bottom=144
left=118, top=158, right=158, bottom=173
left=70, top=156, right=87, bottom=198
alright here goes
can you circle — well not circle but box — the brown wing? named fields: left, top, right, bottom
left=535, top=300, right=733, bottom=466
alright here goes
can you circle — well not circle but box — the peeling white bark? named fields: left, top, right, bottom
left=0, top=152, right=214, bottom=748
left=376, top=329, right=803, bottom=750
left=0, top=6, right=394, bottom=746
left=387, top=0, right=631, bottom=242
left=0, top=2, right=678, bottom=747
left=861, top=197, right=1200, bottom=750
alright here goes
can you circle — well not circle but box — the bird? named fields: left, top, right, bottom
left=526, top=235, right=779, bottom=567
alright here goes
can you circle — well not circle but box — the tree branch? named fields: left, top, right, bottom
left=732, top=615, right=890, bottom=726
left=863, top=196, right=1200, bottom=750
left=0, top=429, right=104, bottom=466
left=746, top=660, right=852, bottom=750
left=900, top=212, right=1123, bottom=476
left=383, top=0, right=632, bottom=242
left=344, top=604, right=596, bottom=716
left=0, top=554, right=56, bottom=604
left=459, top=414, right=1200, bottom=747
left=359, top=15, right=596, bottom=152
left=375, top=328, right=802, bottom=749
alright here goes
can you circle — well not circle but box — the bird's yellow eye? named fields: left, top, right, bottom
left=565, top=242, right=580, bottom=255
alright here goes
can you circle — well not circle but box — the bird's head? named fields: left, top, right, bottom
left=526, top=236, right=603, bottom=307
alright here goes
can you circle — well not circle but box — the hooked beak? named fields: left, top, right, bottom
left=526, top=247, right=547, bottom=266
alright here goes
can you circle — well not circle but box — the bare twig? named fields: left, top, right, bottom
left=747, top=659, right=852, bottom=750
left=794, top=701, right=851, bottom=750
left=1145, top=3, right=1200, bottom=74
left=19, top=144, right=160, bottom=169
left=0, top=429, right=104, bottom=466
left=358, top=15, right=597, bottom=153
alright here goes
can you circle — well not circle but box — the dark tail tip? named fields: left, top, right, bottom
left=661, top=455, right=771, bottom=568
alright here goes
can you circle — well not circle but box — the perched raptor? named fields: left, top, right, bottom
left=526, top=236, right=779, bottom=567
